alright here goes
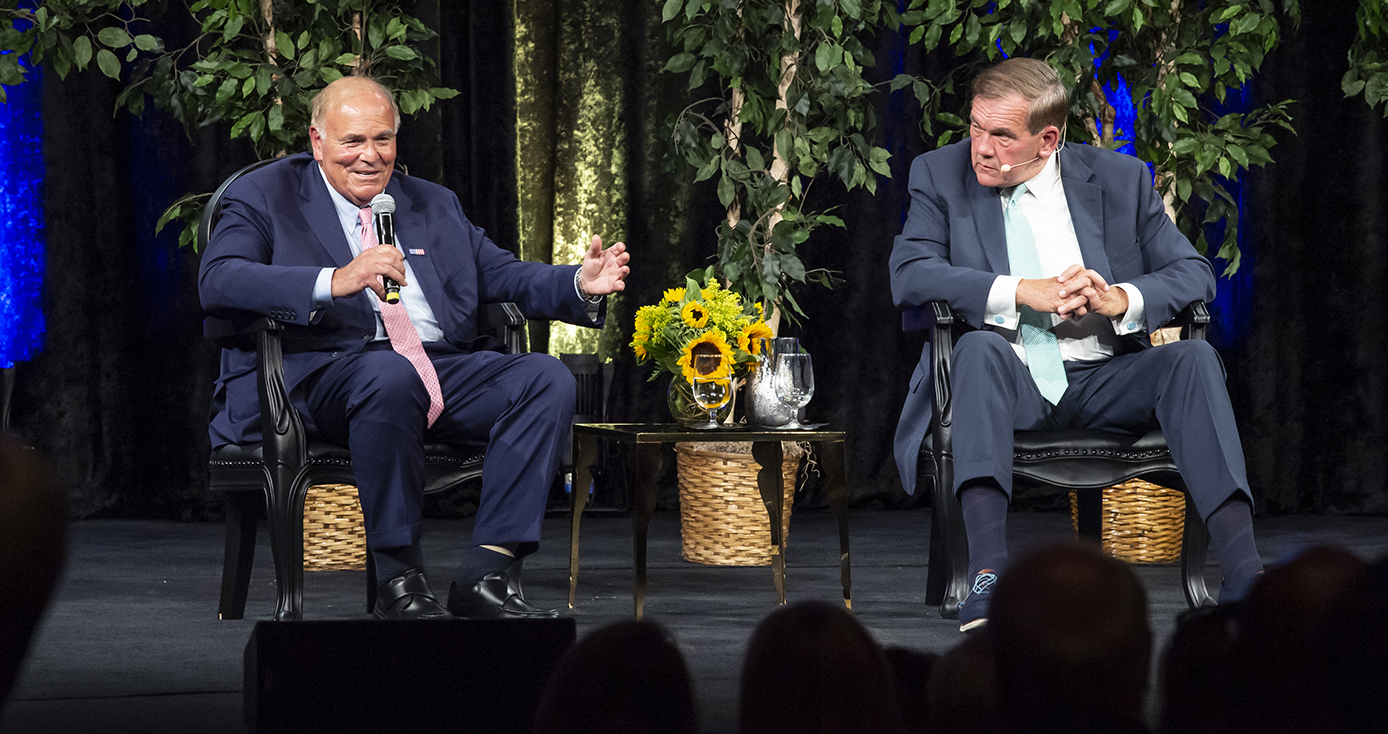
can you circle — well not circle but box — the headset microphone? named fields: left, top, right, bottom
left=1000, top=156, right=1039, bottom=173
left=369, top=194, right=401, bottom=304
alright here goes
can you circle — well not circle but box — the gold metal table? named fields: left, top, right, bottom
left=568, top=423, right=850, bottom=619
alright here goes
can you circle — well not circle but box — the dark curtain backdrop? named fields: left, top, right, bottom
left=10, top=0, right=1385, bottom=518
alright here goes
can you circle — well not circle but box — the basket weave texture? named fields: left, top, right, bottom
left=1069, top=479, right=1185, bottom=564
left=676, top=443, right=800, bottom=567
left=302, top=483, right=367, bottom=571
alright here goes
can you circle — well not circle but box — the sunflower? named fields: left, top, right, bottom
left=681, top=301, right=709, bottom=329
left=738, top=320, right=774, bottom=354
left=631, top=331, right=649, bottom=361
left=662, top=287, right=685, bottom=304
left=676, top=330, right=733, bottom=382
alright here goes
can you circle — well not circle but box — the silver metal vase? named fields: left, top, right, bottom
left=744, top=337, right=799, bottom=428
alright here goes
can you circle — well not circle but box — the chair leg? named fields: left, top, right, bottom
left=1181, top=492, right=1215, bottom=608
left=1075, top=488, right=1103, bottom=539
left=218, top=490, right=262, bottom=620
left=266, top=479, right=310, bottom=622
left=928, top=454, right=969, bottom=620
left=364, top=551, right=377, bottom=614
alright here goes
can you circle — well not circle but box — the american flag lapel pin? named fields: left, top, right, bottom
left=408, top=248, right=426, bottom=256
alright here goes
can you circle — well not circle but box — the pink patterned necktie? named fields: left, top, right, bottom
left=358, top=207, right=444, bottom=428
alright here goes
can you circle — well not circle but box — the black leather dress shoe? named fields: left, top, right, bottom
left=447, top=572, right=559, bottom=619
left=372, top=569, right=454, bottom=620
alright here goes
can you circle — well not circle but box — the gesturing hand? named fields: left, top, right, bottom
left=332, top=245, right=407, bottom=302
left=578, top=235, right=630, bottom=297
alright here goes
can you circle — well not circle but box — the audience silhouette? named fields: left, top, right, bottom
left=534, top=540, right=1388, bottom=734
left=736, top=600, right=906, bottom=734
left=532, top=619, right=698, bottom=734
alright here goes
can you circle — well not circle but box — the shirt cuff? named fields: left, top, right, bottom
left=312, top=267, right=335, bottom=309
left=985, top=275, right=1023, bottom=329
left=574, top=269, right=603, bottom=304
left=1111, top=283, right=1146, bottom=335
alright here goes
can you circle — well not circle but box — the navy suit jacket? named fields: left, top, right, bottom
left=888, top=140, right=1215, bottom=495
left=200, top=152, right=603, bottom=448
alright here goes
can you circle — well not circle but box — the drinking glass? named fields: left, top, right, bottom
left=690, top=353, right=730, bottom=430
left=772, top=352, right=815, bottom=430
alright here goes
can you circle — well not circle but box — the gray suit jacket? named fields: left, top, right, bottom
left=888, top=140, right=1215, bottom=495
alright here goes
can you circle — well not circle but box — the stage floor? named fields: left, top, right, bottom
left=3, top=509, right=1385, bottom=733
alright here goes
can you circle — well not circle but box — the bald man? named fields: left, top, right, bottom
left=201, top=76, right=629, bottom=620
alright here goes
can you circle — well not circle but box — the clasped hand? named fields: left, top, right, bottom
left=1017, top=264, right=1128, bottom=320
left=332, top=245, right=406, bottom=301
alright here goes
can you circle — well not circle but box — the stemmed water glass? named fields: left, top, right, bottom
left=690, top=353, right=731, bottom=430
left=772, top=351, right=815, bottom=430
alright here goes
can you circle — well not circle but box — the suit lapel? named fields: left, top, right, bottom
left=298, top=161, right=357, bottom=268
left=966, top=171, right=1009, bottom=274
left=389, top=179, right=451, bottom=334
left=1060, top=151, right=1113, bottom=283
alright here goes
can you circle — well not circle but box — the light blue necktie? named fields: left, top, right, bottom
left=1003, top=184, right=1068, bottom=404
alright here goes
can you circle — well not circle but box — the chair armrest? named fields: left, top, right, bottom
left=1169, top=300, right=1209, bottom=342
left=480, top=302, right=527, bottom=354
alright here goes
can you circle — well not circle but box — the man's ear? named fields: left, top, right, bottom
left=1039, top=125, right=1062, bottom=156
left=309, top=126, right=324, bottom=161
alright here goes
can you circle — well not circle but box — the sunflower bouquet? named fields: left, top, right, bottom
left=631, top=274, right=773, bottom=384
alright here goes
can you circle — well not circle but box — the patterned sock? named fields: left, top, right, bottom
left=1206, top=495, right=1263, bottom=602
left=370, top=542, right=424, bottom=586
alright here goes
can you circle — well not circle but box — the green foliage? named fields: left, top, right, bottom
left=897, top=0, right=1300, bottom=276
left=663, top=0, right=927, bottom=320
left=0, top=0, right=458, bottom=250
left=1345, top=0, right=1388, bottom=115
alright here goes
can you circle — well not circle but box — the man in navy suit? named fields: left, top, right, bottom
left=200, top=76, right=630, bottom=620
left=889, top=58, right=1261, bottom=631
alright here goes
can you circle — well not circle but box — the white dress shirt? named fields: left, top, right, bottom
left=983, top=150, right=1146, bottom=365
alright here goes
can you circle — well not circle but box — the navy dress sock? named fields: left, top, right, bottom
left=371, top=543, right=424, bottom=586
left=961, top=482, right=1010, bottom=579
left=454, top=544, right=516, bottom=588
left=1206, top=495, right=1263, bottom=601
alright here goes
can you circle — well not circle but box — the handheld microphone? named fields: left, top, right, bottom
left=369, top=194, right=400, bottom=304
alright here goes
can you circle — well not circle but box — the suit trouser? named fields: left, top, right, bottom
left=950, top=330, right=1250, bottom=521
left=302, top=342, right=575, bottom=549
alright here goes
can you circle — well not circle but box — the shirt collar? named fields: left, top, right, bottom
left=1004, top=148, right=1062, bottom=200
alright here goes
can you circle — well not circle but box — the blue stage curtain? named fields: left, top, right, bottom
left=0, top=63, right=45, bottom=368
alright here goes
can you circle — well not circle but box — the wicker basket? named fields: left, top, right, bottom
left=676, top=443, right=800, bottom=566
left=302, top=483, right=367, bottom=571
left=1069, top=479, right=1185, bottom=564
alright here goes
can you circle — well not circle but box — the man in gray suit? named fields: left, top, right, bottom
left=889, top=58, right=1261, bottom=631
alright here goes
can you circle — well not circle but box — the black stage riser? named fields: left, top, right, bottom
left=244, top=618, right=576, bottom=734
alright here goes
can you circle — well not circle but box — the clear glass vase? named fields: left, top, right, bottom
left=668, top=374, right=733, bottom=428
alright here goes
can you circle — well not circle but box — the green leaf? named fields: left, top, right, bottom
left=664, top=52, right=696, bottom=73
left=335, top=52, right=358, bottom=66
left=815, top=43, right=840, bottom=72
left=276, top=30, right=295, bottom=60
left=267, top=103, right=284, bottom=132
left=241, top=75, right=254, bottom=97
left=215, top=77, right=238, bottom=105
left=717, top=174, right=735, bottom=208
left=385, top=45, right=417, bottom=61
left=1104, top=0, right=1130, bottom=16
left=96, top=49, right=121, bottom=79
left=1235, top=13, right=1261, bottom=35
left=73, top=35, right=92, bottom=69
left=662, top=0, right=683, bottom=23
left=134, top=34, right=160, bottom=52
left=97, top=27, right=133, bottom=49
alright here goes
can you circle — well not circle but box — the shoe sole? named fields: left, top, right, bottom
left=959, top=617, right=989, bottom=633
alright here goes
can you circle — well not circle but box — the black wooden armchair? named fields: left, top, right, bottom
left=201, top=160, right=526, bottom=621
left=909, top=300, right=1216, bottom=620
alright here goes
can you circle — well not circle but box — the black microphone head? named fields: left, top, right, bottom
left=370, top=194, right=396, bottom=216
